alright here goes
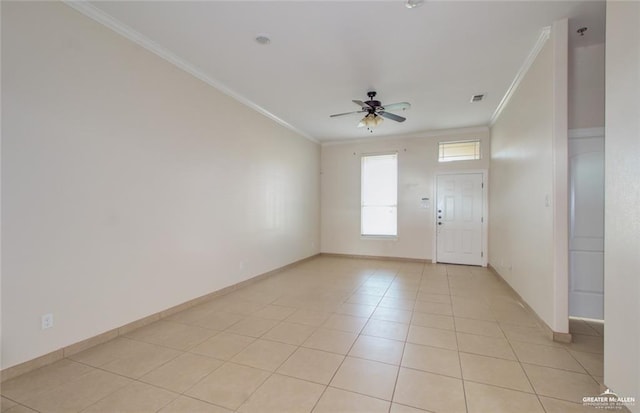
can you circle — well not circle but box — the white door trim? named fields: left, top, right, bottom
left=432, top=169, right=489, bottom=267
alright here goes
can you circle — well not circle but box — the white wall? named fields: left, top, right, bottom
left=321, top=128, right=489, bottom=260
left=489, top=21, right=569, bottom=332
left=604, top=2, right=640, bottom=409
left=569, top=43, right=605, bottom=129
left=1, top=2, right=320, bottom=369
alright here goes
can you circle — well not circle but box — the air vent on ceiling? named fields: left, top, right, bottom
left=470, top=93, right=485, bottom=103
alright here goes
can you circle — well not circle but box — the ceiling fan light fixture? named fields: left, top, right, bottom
left=359, top=113, right=383, bottom=130
left=405, top=0, right=425, bottom=9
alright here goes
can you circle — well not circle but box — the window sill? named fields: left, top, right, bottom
left=360, top=235, right=398, bottom=241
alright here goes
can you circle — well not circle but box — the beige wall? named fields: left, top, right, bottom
left=604, top=2, right=640, bottom=409
left=489, top=21, right=569, bottom=332
left=1, top=2, right=320, bottom=369
left=569, top=43, right=605, bottom=130
left=321, top=128, right=489, bottom=260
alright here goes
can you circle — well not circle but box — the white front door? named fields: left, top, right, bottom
left=569, top=131, right=604, bottom=320
left=436, top=173, right=484, bottom=266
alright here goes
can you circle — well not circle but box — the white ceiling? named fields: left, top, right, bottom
left=84, top=1, right=605, bottom=143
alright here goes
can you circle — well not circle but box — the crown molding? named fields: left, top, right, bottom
left=490, top=26, right=551, bottom=126
left=321, top=125, right=489, bottom=147
left=63, top=1, right=318, bottom=144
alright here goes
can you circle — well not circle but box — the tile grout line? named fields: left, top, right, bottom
left=446, top=265, right=470, bottom=413
left=386, top=263, right=422, bottom=413
left=497, top=317, right=550, bottom=413
left=308, top=267, right=391, bottom=412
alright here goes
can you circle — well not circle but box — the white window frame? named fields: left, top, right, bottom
left=360, top=152, right=398, bottom=239
left=438, top=139, right=482, bottom=163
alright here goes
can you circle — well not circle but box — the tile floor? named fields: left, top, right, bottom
left=1, top=256, right=605, bottom=412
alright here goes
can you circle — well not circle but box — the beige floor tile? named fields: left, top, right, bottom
left=322, top=314, right=368, bottom=333
left=566, top=334, right=604, bottom=354
left=416, top=292, right=451, bottom=304
left=302, top=328, right=358, bottom=354
left=459, top=352, right=533, bottom=392
left=465, top=381, right=545, bottom=413
left=411, top=312, right=455, bottom=330
left=569, top=350, right=604, bottom=376
left=371, top=307, right=412, bottom=323
left=347, top=293, right=383, bottom=306
left=252, top=305, right=298, bottom=321
left=492, top=308, right=539, bottom=327
left=277, top=347, right=344, bottom=385
left=362, top=319, right=409, bottom=341
left=454, top=317, right=504, bottom=338
left=500, top=324, right=562, bottom=347
left=169, top=310, right=244, bottom=331
left=539, top=396, right=602, bottom=412
left=393, top=368, right=466, bottom=413
left=286, top=309, right=331, bottom=327
left=401, top=343, right=461, bottom=378
left=226, top=317, right=280, bottom=337
left=237, top=374, right=324, bottom=413
left=407, top=325, right=457, bottom=350
left=231, top=339, right=297, bottom=371
left=413, top=300, right=453, bottom=316
left=19, top=369, right=131, bottom=413
left=189, top=332, right=255, bottom=360
left=457, top=332, right=516, bottom=360
left=124, top=320, right=217, bottom=350
left=69, top=338, right=181, bottom=378
left=262, top=321, right=316, bottom=345
left=523, top=364, right=600, bottom=403
left=313, top=387, right=390, bottom=413
left=355, top=285, right=388, bottom=296
left=336, top=303, right=376, bottom=318
left=452, top=301, right=495, bottom=320
left=569, top=319, right=600, bottom=336
left=349, top=335, right=405, bottom=365
left=81, top=381, right=177, bottom=413
left=330, top=357, right=398, bottom=400
left=378, top=296, right=416, bottom=311
left=587, top=321, right=604, bottom=336
left=140, top=353, right=223, bottom=393
left=214, top=299, right=266, bottom=316
left=158, top=396, right=233, bottom=413
left=185, top=362, right=271, bottom=410
left=511, top=341, right=585, bottom=372
left=389, top=403, right=429, bottom=413
left=384, top=289, right=418, bottom=300
left=1, top=359, right=95, bottom=402
left=4, top=406, right=38, bottom=413
left=1, top=397, right=17, bottom=412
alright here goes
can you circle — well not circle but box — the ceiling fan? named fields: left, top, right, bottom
left=330, top=91, right=411, bottom=131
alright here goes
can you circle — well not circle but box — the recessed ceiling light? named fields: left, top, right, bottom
left=405, top=0, right=425, bottom=9
left=255, top=34, right=271, bottom=45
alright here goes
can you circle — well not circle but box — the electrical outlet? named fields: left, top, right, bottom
left=239, top=261, right=245, bottom=271
left=41, top=313, right=54, bottom=330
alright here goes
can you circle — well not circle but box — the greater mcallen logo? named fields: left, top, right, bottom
left=583, top=388, right=636, bottom=410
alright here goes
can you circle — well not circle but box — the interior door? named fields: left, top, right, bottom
left=569, top=134, right=604, bottom=320
left=436, top=173, right=484, bottom=266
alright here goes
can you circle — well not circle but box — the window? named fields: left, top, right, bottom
left=361, top=153, right=397, bottom=236
left=438, top=139, right=481, bottom=162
